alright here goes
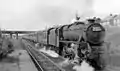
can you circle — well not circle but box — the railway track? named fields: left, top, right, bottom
left=23, top=40, right=65, bottom=71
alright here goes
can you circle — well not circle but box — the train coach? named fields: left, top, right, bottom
left=23, top=17, right=108, bottom=70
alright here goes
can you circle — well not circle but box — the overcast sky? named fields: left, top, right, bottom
left=0, top=0, right=120, bottom=31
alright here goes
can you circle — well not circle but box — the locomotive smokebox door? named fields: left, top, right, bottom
left=86, top=23, right=105, bottom=45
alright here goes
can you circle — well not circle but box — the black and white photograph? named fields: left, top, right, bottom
left=0, top=0, right=120, bottom=71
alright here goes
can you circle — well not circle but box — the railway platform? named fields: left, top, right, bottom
left=0, top=39, right=38, bottom=71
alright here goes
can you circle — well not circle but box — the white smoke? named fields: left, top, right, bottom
left=58, top=58, right=71, bottom=67
left=73, top=60, right=94, bottom=71
left=39, top=46, right=59, bottom=58
left=58, top=58, right=94, bottom=71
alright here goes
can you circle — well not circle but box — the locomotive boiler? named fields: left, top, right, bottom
left=61, top=19, right=105, bottom=44
left=61, top=22, right=85, bottom=41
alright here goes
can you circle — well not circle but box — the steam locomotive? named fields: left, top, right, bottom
left=23, top=17, right=107, bottom=70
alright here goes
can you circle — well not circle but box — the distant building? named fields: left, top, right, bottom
left=102, top=14, right=120, bottom=27
left=113, top=15, right=120, bottom=26
left=102, top=14, right=114, bottom=26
